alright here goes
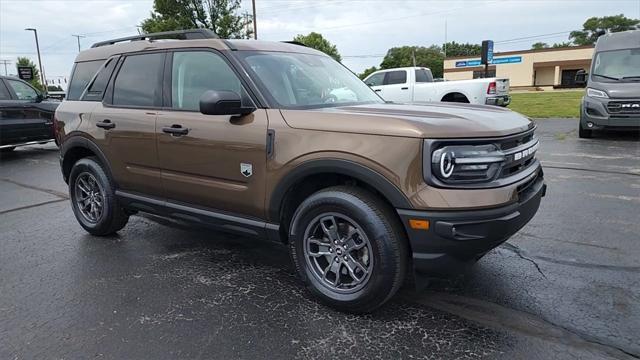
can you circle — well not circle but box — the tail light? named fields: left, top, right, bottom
left=487, top=82, right=497, bottom=95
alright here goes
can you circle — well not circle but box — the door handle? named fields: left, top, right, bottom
left=401, top=87, right=409, bottom=90
left=96, top=119, right=115, bottom=129
left=162, top=124, right=189, bottom=136
left=374, top=89, right=382, bottom=92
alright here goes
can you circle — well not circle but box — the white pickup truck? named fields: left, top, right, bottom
left=363, top=66, right=511, bottom=106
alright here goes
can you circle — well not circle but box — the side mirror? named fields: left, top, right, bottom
left=199, top=90, right=255, bottom=116
left=35, top=93, right=44, bottom=103
left=575, top=70, right=588, bottom=86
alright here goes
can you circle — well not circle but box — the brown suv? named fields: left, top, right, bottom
left=56, top=30, right=546, bottom=312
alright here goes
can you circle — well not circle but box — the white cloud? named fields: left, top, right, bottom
left=1, top=0, right=638, bottom=83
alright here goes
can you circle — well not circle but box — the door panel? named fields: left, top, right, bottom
left=157, top=110, right=268, bottom=219
left=381, top=70, right=412, bottom=103
left=157, top=50, right=268, bottom=219
left=1, top=79, right=53, bottom=145
left=90, top=103, right=163, bottom=197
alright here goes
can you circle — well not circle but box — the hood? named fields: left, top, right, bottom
left=280, top=102, right=533, bottom=139
left=591, top=81, right=640, bottom=99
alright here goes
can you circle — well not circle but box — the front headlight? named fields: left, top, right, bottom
left=431, top=144, right=505, bottom=184
left=587, top=88, right=609, bottom=99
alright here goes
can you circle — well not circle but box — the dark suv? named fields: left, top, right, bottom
left=56, top=30, right=545, bottom=312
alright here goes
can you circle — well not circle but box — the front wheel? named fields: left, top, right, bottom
left=289, top=186, right=408, bottom=313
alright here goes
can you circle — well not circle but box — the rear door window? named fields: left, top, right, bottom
left=383, top=71, right=407, bottom=85
left=112, top=53, right=164, bottom=108
left=83, top=58, right=118, bottom=102
left=67, top=60, right=104, bottom=100
left=415, top=69, right=433, bottom=83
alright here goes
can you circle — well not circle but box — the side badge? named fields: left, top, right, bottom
left=240, top=163, right=253, bottom=178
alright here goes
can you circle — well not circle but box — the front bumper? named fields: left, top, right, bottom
left=397, top=171, right=545, bottom=276
left=582, top=96, right=640, bottom=130
left=486, top=95, right=511, bottom=107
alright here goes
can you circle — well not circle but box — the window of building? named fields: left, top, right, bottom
left=67, top=60, right=104, bottom=100
left=473, top=70, right=496, bottom=79
left=113, top=53, right=164, bottom=107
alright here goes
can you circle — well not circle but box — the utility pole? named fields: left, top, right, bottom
left=0, top=60, right=10, bottom=76
left=252, top=0, right=257, bottom=39
left=25, top=28, right=47, bottom=95
left=443, top=19, right=447, bottom=58
left=72, top=34, right=85, bottom=52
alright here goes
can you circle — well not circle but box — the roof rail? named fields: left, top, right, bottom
left=91, top=29, right=219, bottom=48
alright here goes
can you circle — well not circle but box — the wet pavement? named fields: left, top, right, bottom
left=0, top=119, right=638, bottom=359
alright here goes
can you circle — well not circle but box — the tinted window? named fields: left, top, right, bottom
left=0, top=81, right=10, bottom=100
left=384, top=71, right=407, bottom=85
left=171, top=51, right=243, bottom=111
left=113, top=53, right=164, bottom=107
left=365, top=72, right=384, bottom=86
left=84, top=58, right=117, bottom=101
left=67, top=60, right=103, bottom=100
left=6, top=79, right=38, bottom=100
left=415, top=69, right=433, bottom=83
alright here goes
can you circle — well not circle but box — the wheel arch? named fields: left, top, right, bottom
left=441, top=91, right=471, bottom=103
left=269, top=159, right=412, bottom=241
left=60, top=136, right=113, bottom=185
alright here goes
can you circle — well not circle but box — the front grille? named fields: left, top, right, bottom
left=607, top=101, right=640, bottom=114
left=495, top=129, right=539, bottom=180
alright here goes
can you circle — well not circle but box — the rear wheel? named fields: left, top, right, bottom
left=69, top=157, right=129, bottom=236
left=289, top=186, right=408, bottom=313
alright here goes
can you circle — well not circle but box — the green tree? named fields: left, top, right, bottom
left=531, top=42, right=550, bottom=50
left=16, top=57, right=43, bottom=91
left=380, top=45, right=444, bottom=78
left=552, top=42, right=573, bottom=48
left=569, top=14, right=639, bottom=45
left=141, top=0, right=253, bottom=39
left=293, top=32, right=342, bottom=62
left=358, top=66, right=378, bottom=80
left=443, top=41, right=481, bottom=57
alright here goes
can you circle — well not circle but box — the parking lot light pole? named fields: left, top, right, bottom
left=24, top=28, right=47, bottom=96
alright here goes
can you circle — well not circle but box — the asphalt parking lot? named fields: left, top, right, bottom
left=1, top=119, right=638, bottom=359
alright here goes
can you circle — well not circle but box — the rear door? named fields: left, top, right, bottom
left=372, top=70, right=412, bottom=103
left=91, top=52, right=165, bottom=197
left=1, top=78, right=53, bottom=145
left=156, top=50, right=268, bottom=219
left=412, top=68, right=438, bottom=102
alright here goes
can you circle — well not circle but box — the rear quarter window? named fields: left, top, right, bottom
left=67, top=60, right=104, bottom=100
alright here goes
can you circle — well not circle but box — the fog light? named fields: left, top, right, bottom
left=587, top=122, right=594, bottom=128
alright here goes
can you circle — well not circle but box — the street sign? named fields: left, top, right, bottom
left=481, top=40, right=494, bottom=65
left=17, top=66, right=34, bottom=81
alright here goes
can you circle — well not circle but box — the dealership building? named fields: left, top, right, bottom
left=443, top=45, right=595, bottom=89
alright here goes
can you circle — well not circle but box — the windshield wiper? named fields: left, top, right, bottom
left=622, top=76, right=640, bottom=80
left=592, top=73, right=620, bottom=81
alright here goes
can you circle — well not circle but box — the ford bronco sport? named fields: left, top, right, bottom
left=56, top=30, right=546, bottom=312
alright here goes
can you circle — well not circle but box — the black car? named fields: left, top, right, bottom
left=0, top=76, right=60, bottom=152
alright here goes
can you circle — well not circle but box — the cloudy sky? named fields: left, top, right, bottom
left=1, top=0, right=639, bottom=86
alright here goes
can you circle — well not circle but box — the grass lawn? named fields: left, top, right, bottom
left=509, top=91, right=584, bottom=118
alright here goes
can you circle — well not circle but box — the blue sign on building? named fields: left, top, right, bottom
left=454, top=56, right=522, bottom=67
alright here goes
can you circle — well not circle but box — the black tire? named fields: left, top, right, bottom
left=289, top=186, right=408, bottom=313
left=69, top=156, right=129, bottom=236
left=579, top=121, right=592, bottom=138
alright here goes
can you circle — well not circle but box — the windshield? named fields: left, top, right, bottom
left=238, top=51, right=383, bottom=109
left=592, top=49, right=640, bottom=81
